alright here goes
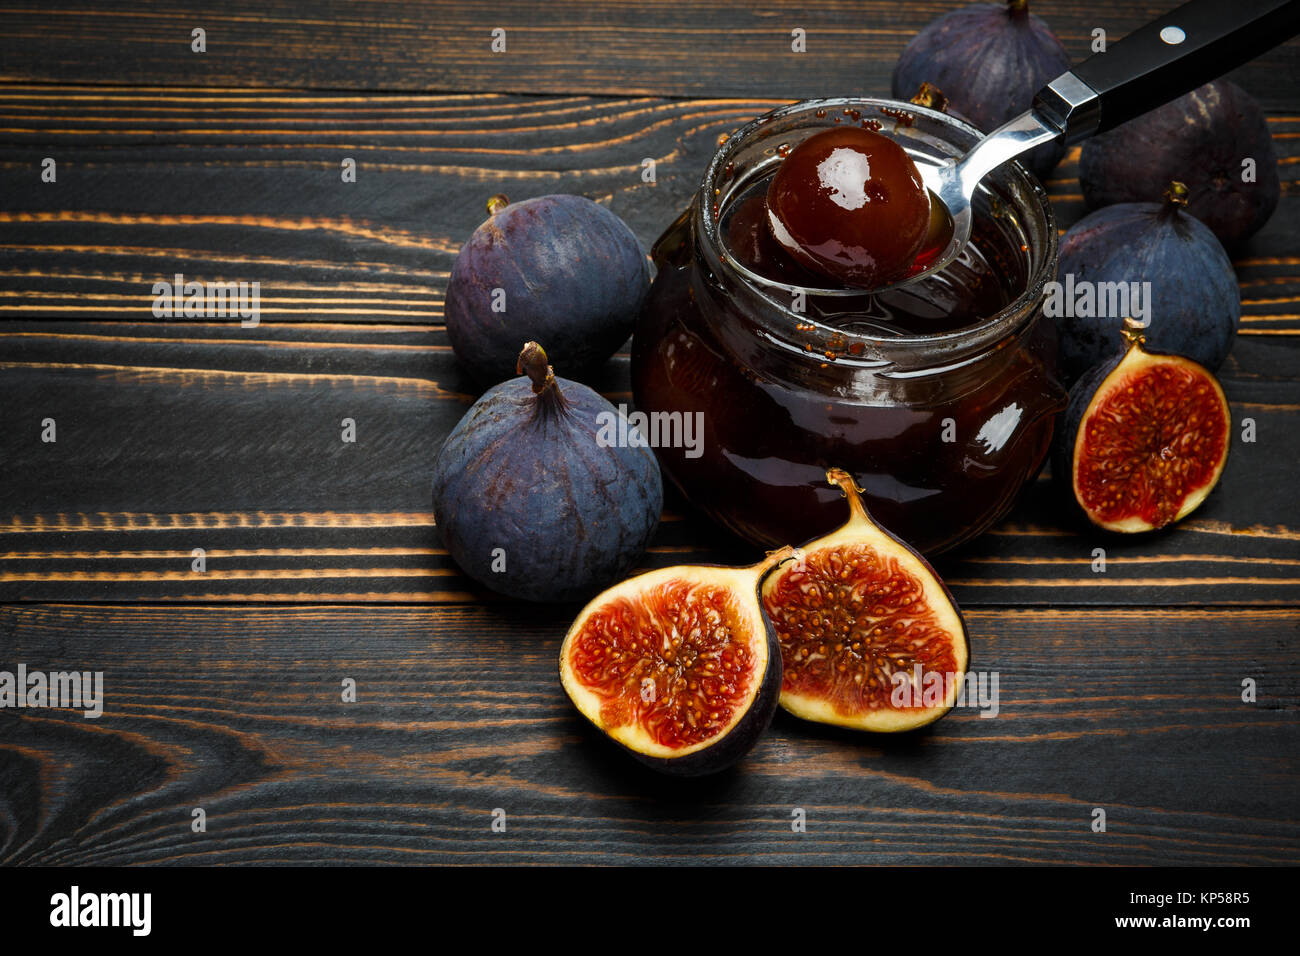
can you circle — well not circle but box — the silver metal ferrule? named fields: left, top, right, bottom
left=1032, top=73, right=1101, bottom=144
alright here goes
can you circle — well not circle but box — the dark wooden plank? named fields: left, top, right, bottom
left=1, top=604, right=1295, bottom=865
left=0, top=0, right=1296, bottom=874
left=0, top=91, right=781, bottom=322
left=1, top=89, right=1297, bottom=329
left=0, top=323, right=1296, bottom=605
left=0, top=2, right=1296, bottom=107
left=0, top=83, right=1295, bottom=608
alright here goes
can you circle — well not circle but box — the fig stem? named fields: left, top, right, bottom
left=517, top=341, right=559, bottom=395
left=1007, top=0, right=1029, bottom=18
left=1120, top=317, right=1148, bottom=350
left=826, top=468, right=871, bottom=523
left=486, top=193, right=510, bottom=216
left=1163, top=181, right=1189, bottom=207
left=755, top=544, right=801, bottom=577
left=910, top=82, right=949, bottom=113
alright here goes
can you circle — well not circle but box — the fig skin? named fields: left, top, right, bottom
left=431, top=342, right=662, bottom=603
left=1053, top=186, right=1240, bottom=386
left=891, top=0, right=1070, bottom=181
left=445, top=195, right=651, bottom=386
left=559, top=550, right=795, bottom=777
left=762, top=470, right=970, bottom=734
left=765, top=126, right=932, bottom=289
left=1079, top=80, right=1280, bottom=249
left=1052, top=325, right=1231, bottom=533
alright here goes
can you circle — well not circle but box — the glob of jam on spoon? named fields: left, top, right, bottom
left=765, top=126, right=948, bottom=290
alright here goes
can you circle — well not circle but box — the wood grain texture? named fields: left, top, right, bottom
left=0, top=87, right=1296, bottom=607
left=0, top=323, right=1295, bottom=605
left=1, top=88, right=1297, bottom=331
left=0, top=1, right=1297, bottom=107
left=0, top=0, right=1297, bottom=869
left=1, top=604, right=1296, bottom=865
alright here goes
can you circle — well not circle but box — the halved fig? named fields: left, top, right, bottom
left=761, top=469, right=969, bottom=732
left=1054, top=318, right=1231, bottom=532
left=559, top=548, right=796, bottom=776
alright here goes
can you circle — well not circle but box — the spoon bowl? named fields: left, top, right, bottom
left=893, top=110, right=1063, bottom=293
left=727, top=0, right=1300, bottom=298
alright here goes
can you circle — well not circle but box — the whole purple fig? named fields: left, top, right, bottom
left=446, top=195, right=650, bottom=386
left=431, top=342, right=662, bottom=603
left=891, top=0, right=1070, bottom=181
left=1079, top=80, right=1280, bottom=248
left=1052, top=183, right=1240, bottom=385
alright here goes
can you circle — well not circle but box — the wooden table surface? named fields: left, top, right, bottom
left=1, top=1, right=1297, bottom=865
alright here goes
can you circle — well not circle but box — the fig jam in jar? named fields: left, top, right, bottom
left=631, top=98, right=1067, bottom=554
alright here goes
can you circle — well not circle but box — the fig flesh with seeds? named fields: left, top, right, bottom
left=559, top=549, right=795, bottom=776
left=761, top=470, right=969, bottom=733
left=1053, top=321, right=1231, bottom=533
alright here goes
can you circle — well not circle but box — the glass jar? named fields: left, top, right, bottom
left=631, top=98, right=1067, bottom=554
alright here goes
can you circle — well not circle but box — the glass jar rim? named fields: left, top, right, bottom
left=694, top=96, right=1058, bottom=369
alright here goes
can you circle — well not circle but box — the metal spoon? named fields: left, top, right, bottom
left=881, top=0, right=1300, bottom=293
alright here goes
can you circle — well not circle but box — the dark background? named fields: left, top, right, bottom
left=0, top=1, right=1296, bottom=865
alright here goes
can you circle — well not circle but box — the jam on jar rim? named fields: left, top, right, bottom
left=695, top=96, right=1058, bottom=375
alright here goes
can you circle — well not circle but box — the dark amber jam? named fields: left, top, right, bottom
left=722, top=180, right=1006, bottom=335
left=631, top=98, right=1067, bottom=554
